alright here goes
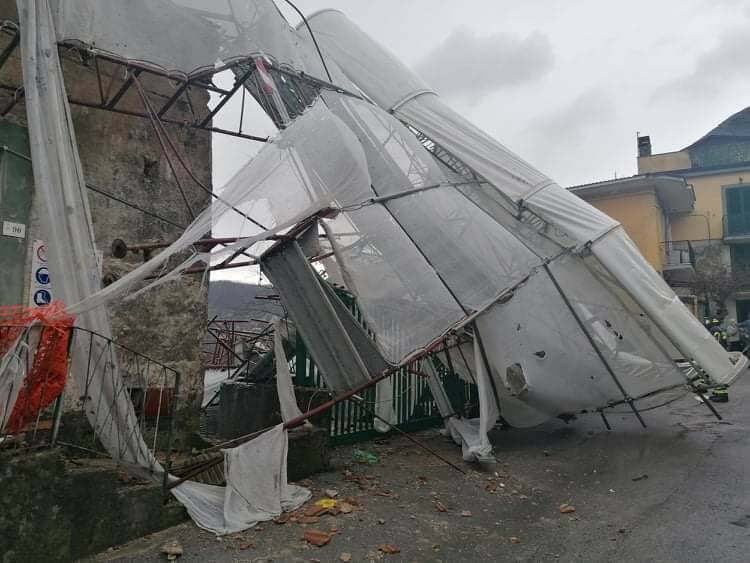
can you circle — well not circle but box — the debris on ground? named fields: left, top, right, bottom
left=378, top=544, right=401, bottom=554
left=339, top=501, right=354, bottom=514
left=273, top=513, right=291, bottom=525
left=510, top=536, right=522, bottom=544
left=340, top=552, right=352, bottom=562
left=315, top=498, right=338, bottom=510
left=325, top=488, right=339, bottom=498
left=632, top=474, right=649, bottom=482
left=435, top=500, right=447, bottom=512
left=160, top=540, right=183, bottom=560
left=352, top=449, right=380, bottom=464
left=461, top=510, right=473, bottom=517
left=559, top=503, right=576, bottom=514
left=300, top=516, right=320, bottom=524
left=304, top=529, right=332, bottom=547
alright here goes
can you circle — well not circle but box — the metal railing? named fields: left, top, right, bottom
left=291, top=290, right=478, bottom=445
left=661, top=240, right=695, bottom=269
left=1, top=324, right=180, bottom=475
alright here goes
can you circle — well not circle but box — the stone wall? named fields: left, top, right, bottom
left=0, top=449, right=187, bottom=562
left=0, top=1, right=211, bottom=415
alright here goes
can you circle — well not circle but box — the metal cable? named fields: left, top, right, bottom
left=282, top=0, right=333, bottom=82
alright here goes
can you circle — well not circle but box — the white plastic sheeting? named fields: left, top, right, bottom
left=18, top=0, right=158, bottom=470
left=423, top=344, right=496, bottom=462
left=67, top=99, right=370, bottom=317
left=593, top=230, right=746, bottom=384
left=18, top=0, right=749, bottom=509
left=171, top=424, right=311, bottom=535
left=172, top=322, right=308, bottom=536
left=0, top=330, right=31, bottom=434
left=322, top=206, right=465, bottom=362
left=299, top=9, right=433, bottom=112
left=273, top=319, right=303, bottom=422
left=172, top=321, right=309, bottom=536
left=304, top=8, right=747, bottom=404
left=53, top=0, right=352, bottom=88
left=322, top=92, right=542, bottom=312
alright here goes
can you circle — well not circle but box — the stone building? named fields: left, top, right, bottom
left=0, top=1, right=211, bottom=414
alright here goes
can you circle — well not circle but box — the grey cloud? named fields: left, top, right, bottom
left=534, top=90, right=616, bottom=143
left=519, top=90, right=618, bottom=185
left=413, top=28, right=554, bottom=98
left=653, top=28, right=750, bottom=101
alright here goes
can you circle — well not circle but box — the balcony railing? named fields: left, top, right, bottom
left=662, top=240, right=695, bottom=269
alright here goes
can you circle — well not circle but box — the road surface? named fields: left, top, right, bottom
left=87, top=374, right=750, bottom=562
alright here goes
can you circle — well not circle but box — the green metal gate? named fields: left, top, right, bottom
left=290, top=290, right=478, bottom=445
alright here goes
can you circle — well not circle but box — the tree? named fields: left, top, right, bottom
left=690, top=244, right=750, bottom=318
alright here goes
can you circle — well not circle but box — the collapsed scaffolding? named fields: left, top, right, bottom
left=2, top=0, right=747, bottom=535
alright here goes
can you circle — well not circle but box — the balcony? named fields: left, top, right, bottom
left=662, top=240, right=694, bottom=268
left=661, top=240, right=695, bottom=285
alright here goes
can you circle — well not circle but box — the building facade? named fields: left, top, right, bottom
left=571, top=106, right=750, bottom=321
left=0, top=1, right=211, bottom=414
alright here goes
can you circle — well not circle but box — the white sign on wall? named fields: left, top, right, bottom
left=2, top=220, right=26, bottom=239
left=29, top=239, right=53, bottom=307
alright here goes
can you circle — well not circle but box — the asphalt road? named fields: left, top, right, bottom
left=89, top=374, right=750, bottom=562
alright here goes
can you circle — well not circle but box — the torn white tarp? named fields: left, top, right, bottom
left=302, top=9, right=748, bottom=422
left=172, top=322, right=309, bottom=535
left=171, top=424, right=311, bottom=535
left=67, top=99, right=372, bottom=318
left=423, top=344, right=496, bottom=463
left=52, top=0, right=353, bottom=87
left=18, top=0, right=158, bottom=470
left=0, top=329, right=31, bottom=434
left=273, top=319, right=303, bottom=422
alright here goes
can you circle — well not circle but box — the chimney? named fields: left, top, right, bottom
left=638, top=135, right=652, bottom=157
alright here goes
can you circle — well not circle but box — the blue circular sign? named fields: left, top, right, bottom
left=35, top=266, right=50, bottom=285
left=33, top=289, right=52, bottom=306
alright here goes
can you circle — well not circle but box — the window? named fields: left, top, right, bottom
left=731, top=244, right=750, bottom=272
left=725, top=185, right=750, bottom=236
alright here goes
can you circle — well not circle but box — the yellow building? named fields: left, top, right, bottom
left=570, top=106, right=750, bottom=320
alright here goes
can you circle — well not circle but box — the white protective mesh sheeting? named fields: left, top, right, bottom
left=303, top=11, right=549, bottom=201
left=273, top=319, right=303, bottom=422
left=19, top=0, right=157, bottom=470
left=0, top=329, right=33, bottom=433
left=171, top=424, right=311, bottom=535
left=373, top=377, right=395, bottom=433
left=53, top=0, right=353, bottom=87
left=424, top=338, right=497, bottom=462
left=475, top=251, right=690, bottom=428
left=591, top=228, right=748, bottom=384
left=322, top=207, right=465, bottom=363
left=322, top=92, right=542, bottom=311
left=305, top=9, right=742, bottom=390
left=172, top=323, right=309, bottom=535
left=68, top=100, right=370, bottom=317
left=299, top=10, right=434, bottom=111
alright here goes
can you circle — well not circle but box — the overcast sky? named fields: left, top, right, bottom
left=212, top=0, right=750, bottom=280
left=274, top=0, right=750, bottom=187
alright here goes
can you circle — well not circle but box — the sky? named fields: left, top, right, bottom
left=211, top=0, right=750, bottom=281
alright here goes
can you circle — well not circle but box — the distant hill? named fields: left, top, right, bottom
left=208, top=281, right=283, bottom=321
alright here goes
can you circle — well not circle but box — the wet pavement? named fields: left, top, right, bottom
left=86, top=375, right=750, bottom=562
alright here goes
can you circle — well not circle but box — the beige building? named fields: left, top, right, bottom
left=571, top=106, right=750, bottom=320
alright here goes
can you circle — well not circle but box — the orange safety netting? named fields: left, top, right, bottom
left=0, top=301, right=75, bottom=433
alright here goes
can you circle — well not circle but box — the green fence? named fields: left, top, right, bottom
left=290, top=290, right=478, bottom=446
